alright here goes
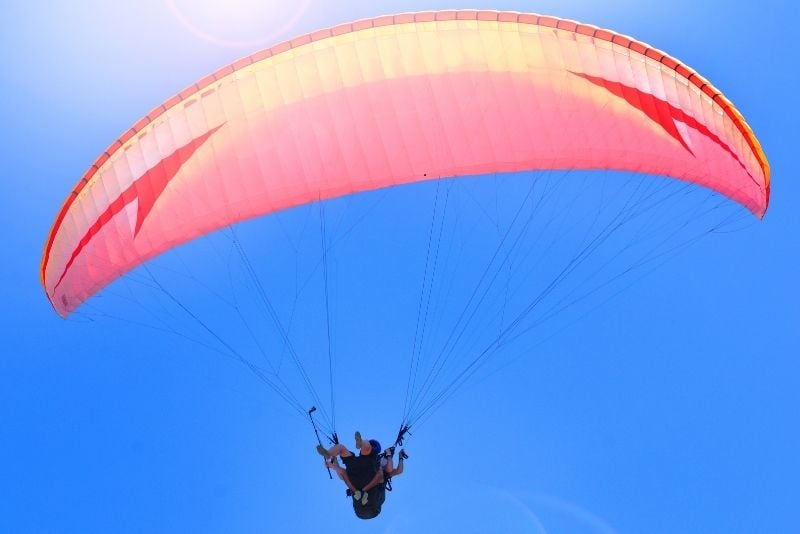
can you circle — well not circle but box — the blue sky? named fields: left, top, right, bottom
left=1, top=1, right=798, bottom=532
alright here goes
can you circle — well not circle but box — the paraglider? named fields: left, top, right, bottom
left=316, top=432, right=406, bottom=519
left=41, top=10, right=769, bottom=520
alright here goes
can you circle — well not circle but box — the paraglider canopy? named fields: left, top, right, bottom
left=41, top=10, right=769, bottom=319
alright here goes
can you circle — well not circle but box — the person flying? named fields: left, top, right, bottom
left=316, top=431, right=408, bottom=519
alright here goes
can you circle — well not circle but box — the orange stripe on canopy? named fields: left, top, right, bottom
left=41, top=10, right=770, bottom=317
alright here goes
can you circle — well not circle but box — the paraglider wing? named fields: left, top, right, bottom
left=41, top=11, right=769, bottom=317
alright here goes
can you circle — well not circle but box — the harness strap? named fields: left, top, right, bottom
left=393, top=424, right=410, bottom=447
